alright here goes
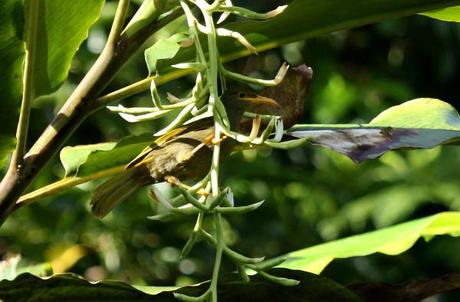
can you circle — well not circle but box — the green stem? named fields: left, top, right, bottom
left=95, top=68, right=191, bottom=107
left=11, top=0, right=40, bottom=166
left=106, top=0, right=130, bottom=46
left=210, top=212, right=224, bottom=302
left=17, top=166, right=125, bottom=206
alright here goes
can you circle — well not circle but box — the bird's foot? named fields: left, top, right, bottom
left=165, top=176, right=209, bottom=196
left=203, top=133, right=227, bottom=145
left=165, top=176, right=188, bottom=188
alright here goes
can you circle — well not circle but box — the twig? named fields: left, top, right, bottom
left=11, top=0, right=40, bottom=166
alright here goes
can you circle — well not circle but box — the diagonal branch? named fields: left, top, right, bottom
left=0, top=2, right=182, bottom=225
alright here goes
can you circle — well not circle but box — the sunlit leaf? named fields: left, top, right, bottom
left=287, top=98, right=460, bottom=162
left=60, top=143, right=116, bottom=176
left=60, top=134, right=152, bottom=177
left=420, top=5, right=460, bottom=22
left=274, top=212, right=460, bottom=273
left=145, top=33, right=190, bottom=74
left=369, top=98, right=460, bottom=130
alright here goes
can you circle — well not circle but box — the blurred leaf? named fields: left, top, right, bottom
left=287, top=98, right=460, bottom=162
left=26, top=0, right=104, bottom=96
left=145, top=33, right=190, bottom=74
left=157, top=0, right=460, bottom=74
left=0, top=0, right=25, bottom=143
left=0, top=256, right=51, bottom=281
left=16, top=263, right=52, bottom=279
left=0, top=256, right=21, bottom=281
left=0, top=269, right=363, bottom=302
left=60, top=133, right=152, bottom=177
left=275, top=212, right=460, bottom=273
left=0, top=136, right=16, bottom=172
left=420, top=5, right=460, bottom=21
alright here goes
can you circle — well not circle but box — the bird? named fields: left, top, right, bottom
left=90, top=65, right=313, bottom=218
left=243, top=64, right=313, bottom=130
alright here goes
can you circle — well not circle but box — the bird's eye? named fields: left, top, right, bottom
left=239, top=92, right=246, bottom=98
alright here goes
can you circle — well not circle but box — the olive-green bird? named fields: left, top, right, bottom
left=91, top=65, right=312, bottom=218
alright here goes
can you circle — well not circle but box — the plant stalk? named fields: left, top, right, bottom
left=0, top=2, right=182, bottom=225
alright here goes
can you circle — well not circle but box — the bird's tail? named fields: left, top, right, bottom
left=91, top=168, right=148, bottom=218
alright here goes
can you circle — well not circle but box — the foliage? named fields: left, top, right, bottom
left=1, top=0, right=460, bottom=301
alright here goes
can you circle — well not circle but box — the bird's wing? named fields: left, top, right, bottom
left=126, top=119, right=212, bottom=169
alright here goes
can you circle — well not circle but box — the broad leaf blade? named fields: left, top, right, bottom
left=0, top=0, right=25, bottom=163
left=156, top=0, right=460, bottom=73
left=0, top=269, right=362, bottom=302
left=27, top=0, right=104, bottom=97
left=287, top=98, right=460, bottom=162
left=369, top=98, right=460, bottom=129
left=420, top=5, right=460, bottom=21
left=275, top=212, right=460, bottom=274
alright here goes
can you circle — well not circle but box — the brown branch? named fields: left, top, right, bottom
left=0, top=5, right=182, bottom=225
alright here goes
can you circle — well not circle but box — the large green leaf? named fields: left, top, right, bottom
left=156, top=0, right=460, bottom=74
left=420, top=5, right=460, bottom=21
left=286, top=98, right=460, bottom=162
left=26, top=0, right=104, bottom=97
left=0, top=269, right=362, bottom=302
left=0, top=0, right=25, bottom=160
left=275, top=212, right=460, bottom=274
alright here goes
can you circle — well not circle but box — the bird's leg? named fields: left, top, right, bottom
left=207, top=133, right=227, bottom=145
left=165, top=175, right=190, bottom=189
left=187, top=133, right=227, bottom=158
left=165, top=175, right=209, bottom=196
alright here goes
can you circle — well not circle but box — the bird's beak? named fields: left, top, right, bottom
left=238, top=95, right=280, bottom=108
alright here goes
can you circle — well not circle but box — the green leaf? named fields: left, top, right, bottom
left=0, top=136, right=16, bottom=172
left=0, top=273, right=160, bottom=302
left=0, top=0, right=25, bottom=138
left=420, top=5, right=460, bottom=21
left=0, top=256, right=51, bottom=281
left=0, top=256, right=21, bottom=281
left=60, top=134, right=152, bottom=177
left=26, top=0, right=104, bottom=97
left=370, top=98, right=460, bottom=130
left=156, top=0, right=460, bottom=74
left=144, top=33, right=190, bottom=75
left=0, top=269, right=363, bottom=302
left=286, top=98, right=460, bottom=162
left=60, top=143, right=116, bottom=176
left=275, top=212, right=460, bottom=274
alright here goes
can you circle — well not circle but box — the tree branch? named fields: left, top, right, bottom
left=0, top=2, right=182, bottom=225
